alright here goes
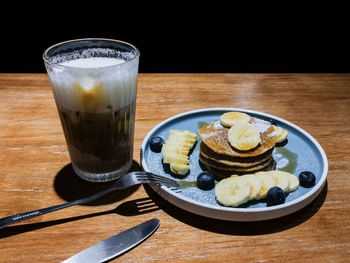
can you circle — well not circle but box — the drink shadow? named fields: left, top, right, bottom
left=53, top=161, right=142, bottom=206
left=144, top=181, right=328, bottom=235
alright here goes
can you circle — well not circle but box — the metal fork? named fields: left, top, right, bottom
left=0, top=171, right=179, bottom=229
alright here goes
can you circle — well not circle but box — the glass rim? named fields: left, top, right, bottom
left=42, top=38, right=140, bottom=69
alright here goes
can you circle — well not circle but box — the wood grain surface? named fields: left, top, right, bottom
left=0, top=73, right=349, bottom=262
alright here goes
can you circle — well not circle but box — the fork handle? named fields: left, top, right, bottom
left=0, top=185, right=116, bottom=229
left=0, top=201, right=79, bottom=229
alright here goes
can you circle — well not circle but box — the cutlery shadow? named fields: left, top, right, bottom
left=54, top=161, right=142, bottom=206
left=0, top=197, right=159, bottom=239
left=144, top=181, right=328, bottom=235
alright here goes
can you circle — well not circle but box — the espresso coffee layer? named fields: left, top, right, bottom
left=57, top=104, right=135, bottom=174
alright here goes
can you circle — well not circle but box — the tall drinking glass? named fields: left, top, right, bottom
left=43, top=38, right=139, bottom=182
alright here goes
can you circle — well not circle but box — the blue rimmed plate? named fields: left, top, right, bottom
left=141, top=108, right=328, bottom=221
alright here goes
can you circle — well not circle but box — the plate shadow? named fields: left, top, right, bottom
left=144, top=181, right=328, bottom=235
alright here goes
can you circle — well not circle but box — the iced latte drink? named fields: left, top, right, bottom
left=43, top=39, right=139, bottom=182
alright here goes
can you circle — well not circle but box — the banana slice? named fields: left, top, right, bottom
left=268, top=171, right=290, bottom=192
left=163, top=141, right=192, bottom=152
left=216, top=171, right=299, bottom=207
left=162, top=143, right=189, bottom=156
left=161, top=129, right=197, bottom=175
left=168, top=135, right=197, bottom=145
left=255, top=172, right=277, bottom=199
left=162, top=153, right=188, bottom=165
left=170, top=164, right=190, bottom=175
left=273, top=125, right=288, bottom=143
left=220, top=112, right=250, bottom=127
left=215, top=176, right=251, bottom=207
left=170, top=130, right=197, bottom=139
left=287, top=173, right=300, bottom=192
left=241, top=174, right=262, bottom=200
left=228, top=123, right=261, bottom=151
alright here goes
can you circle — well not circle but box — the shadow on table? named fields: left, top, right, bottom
left=0, top=197, right=159, bottom=239
left=0, top=161, right=161, bottom=239
left=144, top=181, right=328, bottom=236
left=54, top=161, right=142, bottom=206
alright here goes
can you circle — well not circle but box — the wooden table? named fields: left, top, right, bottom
left=0, top=74, right=349, bottom=262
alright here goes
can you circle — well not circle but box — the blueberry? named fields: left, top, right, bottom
left=149, top=137, right=165, bottom=152
left=299, top=171, right=316, bottom=188
left=197, top=171, right=215, bottom=190
left=266, top=187, right=286, bottom=206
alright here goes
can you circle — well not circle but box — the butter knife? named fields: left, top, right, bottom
left=62, top=218, right=159, bottom=263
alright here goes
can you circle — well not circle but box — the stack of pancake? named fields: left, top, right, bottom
left=198, top=116, right=277, bottom=179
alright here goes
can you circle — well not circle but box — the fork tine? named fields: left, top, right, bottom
left=144, top=174, right=178, bottom=184
left=139, top=172, right=179, bottom=184
left=133, top=171, right=175, bottom=182
left=149, top=178, right=179, bottom=187
left=137, top=178, right=179, bottom=188
left=146, top=173, right=177, bottom=182
left=139, top=177, right=179, bottom=187
left=133, top=172, right=180, bottom=187
left=144, top=174, right=179, bottom=185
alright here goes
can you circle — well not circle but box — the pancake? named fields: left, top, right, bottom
left=206, top=159, right=277, bottom=179
left=200, top=142, right=273, bottom=168
left=198, top=115, right=278, bottom=178
left=200, top=153, right=274, bottom=172
left=198, top=117, right=277, bottom=157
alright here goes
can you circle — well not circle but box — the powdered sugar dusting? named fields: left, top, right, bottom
left=212, top=121, right=223, bottom=129
left=251, top=118, right=271, bottom=134
left=199, top=121, right=223, bottom=140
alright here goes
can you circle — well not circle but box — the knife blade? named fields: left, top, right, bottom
left=62, top=218, right=160, bottom=263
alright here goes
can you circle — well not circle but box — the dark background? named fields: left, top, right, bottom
left=1, top=5, right=348, bottom=73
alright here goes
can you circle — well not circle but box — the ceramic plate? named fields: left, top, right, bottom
left=141, top=108, right=328, bottom=221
